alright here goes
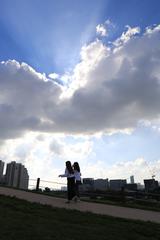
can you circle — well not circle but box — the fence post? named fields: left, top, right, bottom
left=36, top=178, right=40, bottom=191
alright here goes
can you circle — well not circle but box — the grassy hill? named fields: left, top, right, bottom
left=0, top=194, right=160, bottom=240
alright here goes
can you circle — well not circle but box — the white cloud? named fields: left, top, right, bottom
left=50, top=138, right=93, bottom=160
left=57, top=24, right=160, bottom=134
left=113, top=25, right=140, bottom=47
left=96, top=24, right=107, bottom=37
left=96, top=19, right=114, bottom=37
left=60, top=39, right=109, bottom=98
left=0, top=24, right=160, bottom=139
left=145, top=24, right=160, bottom=35
left=48, top=72, right=59, bottom=79
left=0, top=60, right=61, bottom=139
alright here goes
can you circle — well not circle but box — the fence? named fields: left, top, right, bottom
left=29, top=178, right=67, bottom=191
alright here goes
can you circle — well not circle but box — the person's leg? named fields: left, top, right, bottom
left=66, top=178, right=72, bottom=202
left=76, top=181, right=81, bottom=199
left=74, top=181, right=78, bottom=197
left=67, top=179, right=69, bottom=201
left=70, top=177, right=76, bottom=199
left=77, top=182, right=80, bottom=198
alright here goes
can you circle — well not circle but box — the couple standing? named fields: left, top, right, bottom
left=59, top=161, right=81, bottom=203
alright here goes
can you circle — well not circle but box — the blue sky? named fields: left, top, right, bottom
left=1, top=0, right=160, bottom=74
left=0, top=0, right=160, bottom=185
left=0, top=0, right=106, bottom=73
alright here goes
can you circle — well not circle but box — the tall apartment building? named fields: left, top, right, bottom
left=5, top=161, right=29, bottom=189
left=18, top=165, right=29, bottom=189
left=130, top=175, right=135, bottom=184
left=0, top=160, right=4, bottom=183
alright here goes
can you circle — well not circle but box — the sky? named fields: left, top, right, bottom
left=0, top=0, right=160, bottom=188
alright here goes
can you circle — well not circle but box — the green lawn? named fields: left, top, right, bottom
left=0, top=194, right=160, bottom=240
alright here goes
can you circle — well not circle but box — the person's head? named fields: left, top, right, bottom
left=73, top=162, right=80, bottom=172
left=65, top=161, right=74, bottom=174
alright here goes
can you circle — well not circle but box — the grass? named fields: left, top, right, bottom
left=0, top=194, right=160, bottom=240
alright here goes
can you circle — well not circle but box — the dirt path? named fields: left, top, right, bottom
left=0, top=186, right=160, bottom=223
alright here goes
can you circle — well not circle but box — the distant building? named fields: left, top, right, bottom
left=61, top=186, right=67, bottom=191
left=109, top=179, right=127, bottom=191
left=94, top=178, right=109, bottom=191
left=5, top=161, right=29, bottom=189
left=144, top=179, right=159, bottom=192
left=80, top=178, right=94, bottom=191
left=18, top=165, right=29, bottom=189
left=0, top=160, right=4, bottom=183
left=137, top=183, right=144, bottom=190
left=125, top=183, right=137, bottom=191
left=5, top=161, right=17, bottom=187
left=130, top=175, right=135, bottom=184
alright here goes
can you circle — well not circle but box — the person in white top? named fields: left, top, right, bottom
left=73, top=162, right=82, bottom=201
left=59, top=161, right=76, bottom=203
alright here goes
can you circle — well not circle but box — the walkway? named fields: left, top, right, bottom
left=0, top=186, right=160, bottom=224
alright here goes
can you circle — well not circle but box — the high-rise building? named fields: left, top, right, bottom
left=5, top=161, right=29, bottom=189
left=5, top=161, right=16, bottom=187
left=130, top=175, right=135, bottom=184
left=18, top=165, right=29, bottom=189
left=0, top=160, right=4, bottom=183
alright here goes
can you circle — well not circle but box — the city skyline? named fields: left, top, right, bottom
left=0, top=0, right=160, bottom=184
left=1, top=159, right=160, bottom=193
left=0, top=158, right=159, bottom=190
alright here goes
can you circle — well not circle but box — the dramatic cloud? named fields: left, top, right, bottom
left=0, top=24, right=160, bottom=140
left=55, top=24, right=160, bottom=134
left=0, top=60, right=61, bottom=139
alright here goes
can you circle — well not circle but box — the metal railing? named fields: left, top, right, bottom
left=28, top=178, right=67, bottom=191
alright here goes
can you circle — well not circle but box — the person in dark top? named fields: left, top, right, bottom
left=59, top=161, right=76, bottom=203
